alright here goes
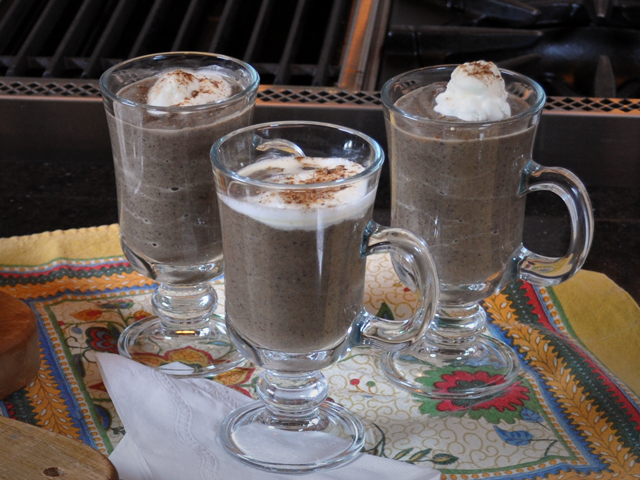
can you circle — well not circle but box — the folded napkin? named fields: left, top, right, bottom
left=96, top=353, right=441, bottom=480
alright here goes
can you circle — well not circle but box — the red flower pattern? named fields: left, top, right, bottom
left=434, top=371, right=530, bottom=413
left=86, top=327, right=119, bottom=353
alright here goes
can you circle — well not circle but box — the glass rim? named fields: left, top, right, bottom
left=380, top=64, right=546, bottom=127
left=210, top=120, right=385, bottom=190
left=99, top=51, right=260, bottom=112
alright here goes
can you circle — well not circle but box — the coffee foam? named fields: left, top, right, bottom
left=434, top=60, right=511, bottom=121
left=146, top=68, right=233, bottom=107
left=219, top=157, right=374, bottom=230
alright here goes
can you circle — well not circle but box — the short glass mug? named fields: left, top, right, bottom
left=380, top=65, right=593, bottom=399
left=100, top=52, right=259, bottom=376
left=211, top=121, right=439, bottom=473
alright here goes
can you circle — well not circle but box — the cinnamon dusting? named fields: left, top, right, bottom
left=463, top=61, right=501, bottom=86
left=146, top=69, right=230, bottom=106
left=278, top=164, right=358, bottom=207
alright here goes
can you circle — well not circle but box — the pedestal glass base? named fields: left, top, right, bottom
left=219, top=400, right=365, bottom=474
left=117, top=315, right=245, bottom=377
left=381, top=333, right=520, bottom=399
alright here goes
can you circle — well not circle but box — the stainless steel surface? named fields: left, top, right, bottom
left=337, top=0, right=391, bottom=90
left=1, top=79, right=639, bottom=187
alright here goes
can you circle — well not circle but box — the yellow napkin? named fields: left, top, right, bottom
left=553, top=270, right=640, bottom=393
left=0, top=225, right=123, bottom=266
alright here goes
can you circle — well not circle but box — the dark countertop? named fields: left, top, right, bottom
left=1, top=158, right=638, bottom=305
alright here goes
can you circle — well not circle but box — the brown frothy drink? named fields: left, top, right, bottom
left=107, top=72, right=253, bottom=281
left=218, top=157, right=374, bottom=353
left=388, top=83, right=534, bottom=301
left=380, top=64, right=594, bottom=400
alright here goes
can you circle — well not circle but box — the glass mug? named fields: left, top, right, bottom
left=211, top=121, right=439, bottom=473
left=100, top=52, right=259, bottom=376
left=380, top=65, right=593, bottom=399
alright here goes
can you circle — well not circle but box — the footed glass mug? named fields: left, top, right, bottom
left=100, top=52, right=259, bottom=377
left=211, top=121, right=439, bottom=473
left=380, top=66, right=594, bottom=399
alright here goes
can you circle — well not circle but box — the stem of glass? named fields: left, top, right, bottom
left=152, top=283, right=219, bottom=329
left=425, top=302, right=487, bottom=354
left=256, top=370, right=328, bottom=423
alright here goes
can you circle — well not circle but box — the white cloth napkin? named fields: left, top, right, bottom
left=96, top=353, right=441, bottom=480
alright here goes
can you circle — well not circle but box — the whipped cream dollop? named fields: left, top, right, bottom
left=146, top=69, right=233, bottom=107
left=221, top=157, right=373, bottom=230
left=434, top=61, right=511, bottom=121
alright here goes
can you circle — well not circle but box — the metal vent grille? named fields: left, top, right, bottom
left=259, top=88, right=381, bottom=105
left=4, top=77, right=640, bottom=115
left=545, top=96, right=640, bottom=114
left=0, top=79, right=100, bottom=96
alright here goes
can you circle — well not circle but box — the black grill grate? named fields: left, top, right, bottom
left=0, top=0, right=352, bottom=85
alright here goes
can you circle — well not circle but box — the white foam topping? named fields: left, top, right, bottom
left=146, top=68, right=233, bottom=107
left=434, top=60, right=511, bottom=121
left=220, top=157, right=374, bottom=230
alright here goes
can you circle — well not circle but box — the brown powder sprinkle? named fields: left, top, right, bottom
left=278, top=186, right=349, bottom=207
left=276, top=164, right=360, bottom=208
left=147, top=69, right=227, bottom=106
left=297, top=165, right=352, bottom=184
left=463, top=61, right=501, bottom=86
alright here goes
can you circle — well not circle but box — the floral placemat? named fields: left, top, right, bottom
left=0, top=225, right=639, bottom=479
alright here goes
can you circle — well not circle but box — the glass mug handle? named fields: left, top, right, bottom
left=517, top=160, right=594, bottom=286
left=357, top=221, right=439, bottom=349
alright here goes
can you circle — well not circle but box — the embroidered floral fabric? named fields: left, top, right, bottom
left=0, top=234, right=638, bottom=479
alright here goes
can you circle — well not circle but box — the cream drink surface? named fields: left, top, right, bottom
left=108, top=68, right=252, bottom=279
left=388, top=63, right=535, bottom=301
left=219, top=157, right=375, bottom=354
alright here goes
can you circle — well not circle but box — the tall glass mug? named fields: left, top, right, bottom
left=211, top=121, right=439, bottom=473
left=100, top=53, right=259, bottom=376
left=380, top=66, right=593, bottom=399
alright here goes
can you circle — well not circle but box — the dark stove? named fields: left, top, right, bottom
left=378, top=0, right=640, bottom=98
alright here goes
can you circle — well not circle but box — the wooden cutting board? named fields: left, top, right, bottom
left=0, top=291, right=40, bottom=399
left=0, top=292, right=119, bottom=478
left=0, top=415, right=119, bottom=479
